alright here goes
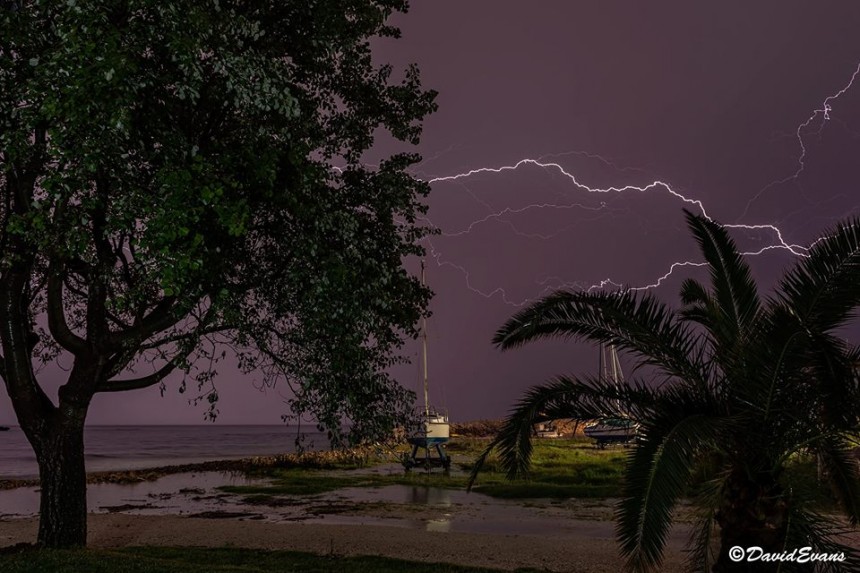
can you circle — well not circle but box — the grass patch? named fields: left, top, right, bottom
left=220, top=473, right=361, bottom=496
left=224, top=439, right=630, bottom=500
left=0, top=546, right=542, bottom=573
left=460, top=438, right=628, bottom=499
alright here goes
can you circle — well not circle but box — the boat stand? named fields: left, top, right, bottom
left=403, top=441, right=451, bottom=471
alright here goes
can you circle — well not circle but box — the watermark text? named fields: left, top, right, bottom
left=729, top=546, right=845, bottom=564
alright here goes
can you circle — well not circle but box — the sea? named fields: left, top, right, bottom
left=0, top=425, right=328, bottom=479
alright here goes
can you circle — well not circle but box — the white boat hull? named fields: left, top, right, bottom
left=409, top=413, right=450, bottom=445
left=534, top=422, right=560, bottom=438
left=426, top=419, right=450, bottom=440
left=584, top=419, right=639, bottom=445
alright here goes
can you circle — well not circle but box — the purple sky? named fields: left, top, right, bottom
left=4, top=2, right=860, bottom=425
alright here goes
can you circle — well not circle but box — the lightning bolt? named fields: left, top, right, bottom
left=739, top=62, right=860, bottom=220
left=427, top=159, right=808, bottom=254
left=416, top=63, right=860, bottom=306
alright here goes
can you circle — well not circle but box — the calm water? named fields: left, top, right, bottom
left=0, top=425, right=327, bottom=479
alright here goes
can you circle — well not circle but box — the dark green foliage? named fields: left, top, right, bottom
left=0, top=0, right=436, bottom=447
left=471, top=210, right=860, bottom=572
left=0, top=0, right=435, bottom=546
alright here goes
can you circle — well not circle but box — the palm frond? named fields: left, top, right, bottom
left=847, top=343, right=860, bottom=364
left=467, top=440, right=500, bottom=494
left=814, top=437, right=860, bottom=525
left=683, top=209, right=761, bottom=340
left=685, top=512, right=718, bottom=573
left=807, top=333, right=860, bottom=429
left=777, top=217, right=860, bottom=332
left=678, top=278, right=718, bottom=332
left=742, top=304, right=860, bottom=441
left=617, top=410, right=724, bottom=572
left=784, top=508, right=860, bottom=573
left=684, top=466, right=728, bottom=573
left=493, top=289, right=707, bottom=389
left=679, top=277, right=711, bottom=306
left=733, top=303, right=815, bottom=425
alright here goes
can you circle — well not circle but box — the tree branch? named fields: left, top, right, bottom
left=139, top=323, right=234, bottom=350
left=86, top=174, right=113, bottom=350
left=104, top=305, right=222, bottom=380
left=96, top=354, right=185, bottom=393
left=111, top=296, right=183, bottom=348
left=64, top=275, right=131, bottom=331
left=0, top=264, right=56, bottom=424
left=46, top=262, right=88, bottom=356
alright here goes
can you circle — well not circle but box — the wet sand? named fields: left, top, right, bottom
left=0, top=513, right=689, bottom=572
left=0, top=468, right=694, bottom=571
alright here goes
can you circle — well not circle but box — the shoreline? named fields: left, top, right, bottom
left=0, top=446, right=386, bottom=491
left=0, top=458, right=261, bottom=491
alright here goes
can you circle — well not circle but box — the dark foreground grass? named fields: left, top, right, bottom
left=222, top=438, right=629, bottom=500
left=0, top=546, right=543, bottom=573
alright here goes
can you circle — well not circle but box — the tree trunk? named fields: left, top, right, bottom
left=33, top=418, right=88, bottom=548
left=713, top=471, right=792, bottom=573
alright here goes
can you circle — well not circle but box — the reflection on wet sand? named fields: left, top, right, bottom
left=0, top=469, right=625, bottom=540
left=408, top=486, right=452, bottom=532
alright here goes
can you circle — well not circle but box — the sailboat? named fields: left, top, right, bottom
left=404, top=261, right=451, bottom=470
left=583, top=344, right=639, bottom=448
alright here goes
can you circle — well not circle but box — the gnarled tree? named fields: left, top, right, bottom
left=0, top=0, right=436, bottom=547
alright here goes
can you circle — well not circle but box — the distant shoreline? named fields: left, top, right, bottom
left=0, top=424, right=315, bottom=428
left=0, top=425, right=335, bottom=481
left=0, top=458, right=258, bottom=491
left=0, top=446, right=378, bottom=491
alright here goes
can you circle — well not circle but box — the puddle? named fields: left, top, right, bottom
left=250, top=484, right=617, bottom=538
left=0, top=472, right=269, bottom=518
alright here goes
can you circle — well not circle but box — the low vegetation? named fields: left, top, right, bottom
left=218, top=437, right=843, bottom=514
left=0, top=546, right=542, bottom=573
left=221, top=438, right=629, bottom=500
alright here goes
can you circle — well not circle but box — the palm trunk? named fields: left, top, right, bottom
left=33, top=417, right=88, bottom=548
left=713, top=472, right=790, bottom=572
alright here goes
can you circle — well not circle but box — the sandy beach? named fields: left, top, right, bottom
left=0, top=513, right=689, bottom=572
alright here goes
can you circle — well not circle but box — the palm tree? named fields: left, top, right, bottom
left=469, top=210, right=860, bottom=572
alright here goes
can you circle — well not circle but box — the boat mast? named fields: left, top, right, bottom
left=421, top=260, right=430, bottom=419
left=598, top=344, right=622, bottom=414
left=609, top=344, right=621, bottom=385
left=599, top=344, right=606, bottom=381
left=609, top=344, right=623, bottom=413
